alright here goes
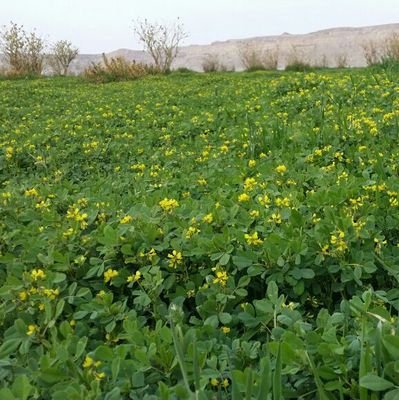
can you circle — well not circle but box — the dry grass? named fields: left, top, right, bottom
left=83, top=54, right=159, bottom=82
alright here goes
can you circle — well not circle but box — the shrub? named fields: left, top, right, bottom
left=172, top=67, right=197, bottom=74
left=201, top=54, right=228, bottom=72
left=335, top=53, right=348, bottom=69
left=239, top=43, right=279, bottom=71
left=362, top=34, right=399, bottom=68
left=0, top=21, right=46, bottom=76
left=362, top=40, right=382, bottom=66
left=83, top=54, right=159, bottom=83
left=285, top=48, right=313, bottom=72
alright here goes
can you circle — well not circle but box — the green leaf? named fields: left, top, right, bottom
left=0, top=339, right=21, bottom=358
left=232, top=255, right=253, bottom=270
left=219, top=253, right=230, bottom=266
left=94, top=345, right=114, bottom=361
left=384, top=389, right=399, bottom=400
left=219, top=312, right=232, bottom=324
left=111, top=357, right=120, bottom=382
left=204, top=315, right=219, bottom=328
left=360, top=374, right=394, bottom=391
left=12, top=375, right=32, bottom=400
left=382, top=335, right=399, bottom=360
left=104, top=387, right=121, bottom=400
left=301, top=268, right=315, bottom=279
left=0, top=388, right=15, bottom=400
left=75, top=336, right=88, bottom=359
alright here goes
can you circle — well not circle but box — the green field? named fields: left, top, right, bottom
left=1, top=70, right=399, bottom=399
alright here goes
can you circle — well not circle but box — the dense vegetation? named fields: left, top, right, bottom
left=1, top=70, right=399, bottom=399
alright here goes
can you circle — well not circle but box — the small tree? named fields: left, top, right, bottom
left=134, top=18, right=187, bottom=72
left=49, top=40, right=78, bottom=75
left=0, top=21, right=45, bottom=75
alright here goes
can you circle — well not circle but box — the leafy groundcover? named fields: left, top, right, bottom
left=1, top=71, right=399, bottom=399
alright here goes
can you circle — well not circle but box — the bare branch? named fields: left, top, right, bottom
left=134, top=18, right=188, bottom=72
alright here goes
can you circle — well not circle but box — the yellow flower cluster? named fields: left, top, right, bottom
left=83, top=356, right=105, bottom=380
left=159, top=198, right=179, bottom=213
left=202, top=213, right=213, bottom=224
left=185, top=226, right=200, bottom=239
left=104, top=269, right=119, bottom=283
left=244, top=177, right=257, bottom=191
left=66, top=206, right=88, bottom=229
left=120, top=214, right=133, bottom=224
left=30, top=268, right=46, bottom=281
left=213, top=270, right=228, bottom=286
left=210, top=378, right=229, bottom=388
left=238, top=193, right=250, bottom=202
left=330, top=230, right=347, bottom=253
left=168, top=250, right=183, bottom=268
left=27, top=324, right=38, bottom=336
left=127, top=270, right=142, bottom=283
left=275, top=164, right=287, bottom=174
left=244, top=232, right=263, bottom=245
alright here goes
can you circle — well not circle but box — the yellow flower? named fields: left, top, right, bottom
left=147, top=248, right=157, bottom=260
left=168, top=250, right=183, bottom=268
left=83, top=355, right=94, bottom=369
left=210, top=378, right=219, bottom=387
left=269, top=212, right=282, bottom=224
left=321, top=244, right=329, bottom=255
left=244, top=232, right=263, bottom=245
left=185, top=226, right=200, bottom=239
left=248, top=159, right=256, bottom=168
left=222, top=378, right=229, bottom=388
left=213, top=270, right=228, bottom=286
left=27, top=324, right=38, bottom=336
left=238, top=193, right=250, bottom=202
left=24, top=188, right=39, bottom=197
left=18, top=291, right=28, bottom=301
left=249, top=210, right=260, bottom=218
left=104, top=269, right=119, bottom=283
left=95, top=372, right=106, bottom=380
left=275, top=197, right=290, bottom=207
left=220, top=145, right=229, bottom=153
left=258, top=194, right=270, bottom=207
left=197, top=178, right=207, bottom=186
left=330, top=230, right=347, bottom=253
left=202, top=213, right=213, bottom=224
left=30, top=268, right=46, bottom=281
left=275, top=164, right=287, bottom=174
left=244, top=177, right=257, bottom=191
left=66, top=207, right=88, bottom=229
left=120, top=215, right=133, bottom=224
left=221, top=326, right=231, bottom=334
left=159, top=198, right=179, bottom=213
left=127, top=270, right=142, bottom=283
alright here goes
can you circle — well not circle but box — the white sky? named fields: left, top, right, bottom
left=1, top=0, right=398, bottom=53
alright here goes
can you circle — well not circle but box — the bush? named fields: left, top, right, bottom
left=363, top=34, right=399, bottom=68
left=239, top=43, right=279, bottom=71
left=201, top=54, right=226, bottom=72
left=172, top=67, right=197, bottom=74
left=335, top=53, right=348, bottom=69
left=0, top=21, right=46, bottom=76
left=285, top=61, right=313, bottom=72
left=83, top=54, right=159, bottom=83
left=285, top=48, right=313, bottom=72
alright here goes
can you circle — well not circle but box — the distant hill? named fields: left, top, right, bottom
left=3, top=23, right=399, bottom=74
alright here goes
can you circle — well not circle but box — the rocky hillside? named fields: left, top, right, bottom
left=3, top=23, right=399, bottom=74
